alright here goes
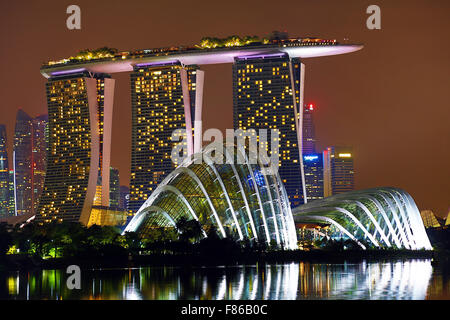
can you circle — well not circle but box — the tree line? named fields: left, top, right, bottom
left=0, top=217, right=276, bottom=262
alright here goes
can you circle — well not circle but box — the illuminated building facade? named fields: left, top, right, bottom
left=125, top=142, right=298, bottom=249
left=87, top=206, right=128, bottom=227
left=293, top=187, right=433, bottom=250
left=8, top=170, right=15, bottom=215
left=303, top=154, right=324, bottom=201
left=31, top=114, right=48, bottom=213
left=0, top=125, right=9, bottom=217
left=323, top=146, right=354, bottom=197
left=420, top=210, right=442, bottom=228
left=12, top=111, right=49, bottom=215
left=13, top=110, right=33, bottom=215
left=303, top=103, right=316, bottom=154
left=129, top=62, right=204, bottom=214
left=232, top=54, right=307, bottom=208
left=36, top=70, right=115, bottom=224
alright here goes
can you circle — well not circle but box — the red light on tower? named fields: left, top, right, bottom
left=308, top=103, right=314, bottom=111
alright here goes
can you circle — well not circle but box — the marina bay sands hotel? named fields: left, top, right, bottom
left=36, top=35, right=362, bottom=225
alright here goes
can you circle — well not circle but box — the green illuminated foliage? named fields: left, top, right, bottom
left=197, top=36, right=269, bottom=49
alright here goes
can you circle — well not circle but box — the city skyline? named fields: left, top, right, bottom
left=27, top=33, right=359, bottom=222
left=0, top=1, right=448, bottom=217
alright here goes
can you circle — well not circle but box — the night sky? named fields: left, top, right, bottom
left=0, top=0, right=448, bottom=216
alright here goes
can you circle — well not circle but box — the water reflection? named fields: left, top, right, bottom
left=297, top=260, right=434, bottom=299
left=2, top=259, right=448, bottom=300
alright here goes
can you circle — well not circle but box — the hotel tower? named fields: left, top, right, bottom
left=233, top=54, right=307, bottom=207
left=35, top=70, right=115, bottom=224
left=128, top=62, right=204, bottom=214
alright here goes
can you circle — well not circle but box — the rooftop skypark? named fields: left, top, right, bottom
left=40, top=35, right=361, bottom=78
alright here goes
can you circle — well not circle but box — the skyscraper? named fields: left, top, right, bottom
left=12, top=111, right=49, bottom=216
left=36, top=70, right=115, bottom=224
left=323, top=146, right=354, bottom=197
left=0, top=125, right=9, bottom=217
left=303, top=154, right=324, bottom=201
left=119, top=185, right=129, bottom=211
left=31, top=114, right=48, bottom=213
left=303, top=103, right=316, bottom=154
left=232, top=54, right=307, bottom=207
left=8, top=170, right=15, bottom=215
left=109, top=167, right=120, bottom=208
left=129, top=62, right=204, bottom=214
left=13, top=109, right=33, bottom=215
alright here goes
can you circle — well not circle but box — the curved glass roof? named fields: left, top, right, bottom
left=293, top=188, right=432, bottom=250
left=124, top=142, right=298, bottom=249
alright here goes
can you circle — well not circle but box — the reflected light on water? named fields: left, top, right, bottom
left=3, top=259, right=445, bottom=300
left=124, top=283, right=143, bottom=300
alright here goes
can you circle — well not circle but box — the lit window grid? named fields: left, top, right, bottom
left=331, top=158, right=354, bottom=195
left=304, top=157, right=324, bottom=201
left=233, top=57, right=304, bottom=207
left=13, top=111, right=34, bottom=216
left=36, top=76, right=93, bottom=223
left=129, top=65, right=197, bottom=214
left=0, top=126, right=9, bottom=216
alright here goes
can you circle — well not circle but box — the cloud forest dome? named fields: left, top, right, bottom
left=124, top=142, right=298, bottom=250
left=292, top=188, right=432, bottom=250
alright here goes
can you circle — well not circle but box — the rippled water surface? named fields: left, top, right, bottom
left=1, top=259, right=449, bottom=300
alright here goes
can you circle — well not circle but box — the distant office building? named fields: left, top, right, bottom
left=109, top=167, right=120, bottom=208
left=8, top=170, right=15, bottom=215
left=31, top=114, right=48, bottom=213
left=129, top=62, right=204, bottom=214
left=119, top=185, right=130, bottom=211
left=303, top=103, right=316, bottom=154
left=13, top=110, right=33, bottom=215
left=303, top=154, right=324, bottom=201
left=12, top=111, right=48, bottom=216
left=36, top=71, right=115, bottom=225
left=233, top=54, right=306, bottom=207
left=323, top=146, right=354, bottom=197
left=0, top=125, right=9, bottom=217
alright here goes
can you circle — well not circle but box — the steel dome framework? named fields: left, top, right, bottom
left=293, top=188, right=432, bottom=250
left=124, top=143, right=298, bottom=249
